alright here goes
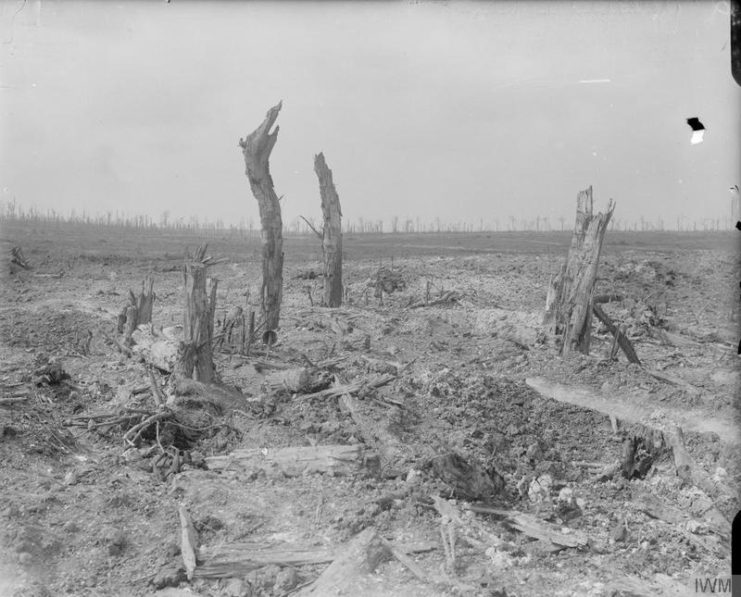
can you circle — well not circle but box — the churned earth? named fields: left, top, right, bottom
left=0, top=222, right=738, bottom=596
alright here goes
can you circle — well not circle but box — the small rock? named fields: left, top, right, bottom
left=275, top=566, right=299, bottom=592
left=527, top=474, right=552, bottom=503
left=122, top=448, right=142, bottom=463
left=189, top=450, right=205, bottom=467
left=63, top=471, right=78, bottom=486
left=405, top=468, right=423, bottom=486
left=2, top=425, right=18, bottom=439
left=106, top=530, right=128, bottom=556
left=151, top=564, right=187, bottom=590
left=525, top=442, right=542, bottom=461
left=610, top=522, right=627, bottom=543
left=223, top=577, right=250, bottom=597
left=18, top=551, right=33, bottom=565
left=62, top=520, right=79, bottom=533
left=713, top=467, right=728, bottom=483
left=685, top=519, right=707, bottom=534
left=516, top=476, right=530, bottom=498
left=557, top=487, right=573, bottom=504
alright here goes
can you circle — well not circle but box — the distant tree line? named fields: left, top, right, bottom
left=0, top=198, right=734, bottom=235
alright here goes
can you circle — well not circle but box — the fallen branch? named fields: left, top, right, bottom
left=592, top=303, right=640, bottom=364
left=298, top=373, right=395, bottom=402
left=300, top=215, right=324, bottom=241
left=644, top=369, right=701, bottom=396
left=122, top=410, right=171, bottom=447
left=147, top=366, right=164, bottom=407
left=377, top=537, right=447, bottom=589
left=469, top=505, right=589, bottom=549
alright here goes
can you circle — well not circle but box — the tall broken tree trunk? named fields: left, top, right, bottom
left=239, top=102, right=284, bottom=332
left=178, top=245, right=218, bottom=383
left=543, top=186, right=615, bottom=356
left=314, top=152, right=343, bottom=307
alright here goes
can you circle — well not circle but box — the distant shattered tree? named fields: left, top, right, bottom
left=543, top=186, right=615, bottom=356
left=239, top=102, right=284, bottom=331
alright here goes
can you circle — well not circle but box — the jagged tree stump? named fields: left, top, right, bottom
left=314, top=152, right=343, bottom=307
left=239, top=102, right=284, bottom=332
left=117, top=276, right=156, bottom=345
left=178, top=245, right=217, bottom=383
left=543, top=186, right=615, bottom=356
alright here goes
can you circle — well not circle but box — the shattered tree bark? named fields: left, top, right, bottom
left=543, top=186, right=615, bottom=356
left=314, top=152, right=343, bottom=307
left=177, top=245, right=217, bottom=383
left=239, top=102, right=284, bottom=331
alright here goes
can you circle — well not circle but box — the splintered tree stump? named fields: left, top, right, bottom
left=239, top=102, right=284, bottom=332
left=118, top=276, right=156, bottom=343
left=314, top=152, right=343, bottom=307
left=543, top=186, right=615, bottom=356
left=178, top=245, right=217, bottom=383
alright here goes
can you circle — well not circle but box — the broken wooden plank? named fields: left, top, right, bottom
left=178, top=505, right=198, bottom=580
left=469, top=505, right=589, bottom=549
left=194, top=540, right=436, bottom=580
left=194, top=545, right=336, bottom=579
left=295, top=528, right=390, bottom=596
left=204, top=444, right=370, bottom=477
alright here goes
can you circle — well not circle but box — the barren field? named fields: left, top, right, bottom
left=0, top=221, right=739, bottom=597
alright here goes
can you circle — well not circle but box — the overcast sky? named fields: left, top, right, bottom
left=1, top=0, right=738, bottom=229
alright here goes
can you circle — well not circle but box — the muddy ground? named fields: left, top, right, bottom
left=0, top=223, right=739, bottom=597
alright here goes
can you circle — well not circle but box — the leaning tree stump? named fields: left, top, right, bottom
left=543, top=186, right=615, bottom=356
left=314, top=152, right=343, bottom=308
left=178, top=245, right=218, bottom=383
left=239, top=102, right=284, bottom=332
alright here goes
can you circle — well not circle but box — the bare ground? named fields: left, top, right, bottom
left=0, top=222, right=738, bottom=597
